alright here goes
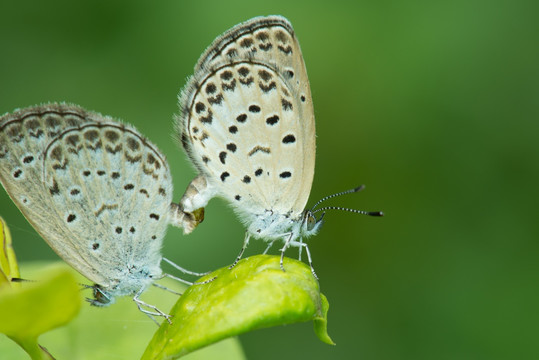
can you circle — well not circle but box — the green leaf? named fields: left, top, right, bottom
left=0, top=216, right=20, bottom=286
left=314, top=294, right=335, bottom=345
left=143, top=254, right=333, bottom=360
left=0, top=264, right=81, bottom=359
left=0, top=262, right=246, bottom=360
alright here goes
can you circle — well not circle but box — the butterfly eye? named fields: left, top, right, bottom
left=306, top=212, right=317, bottom=231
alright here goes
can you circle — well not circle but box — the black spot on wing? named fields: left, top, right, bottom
left=208, top=94, right=224, bottom=105
left=278, top=45, right=293, bottom=54
left=282, top=134, right=296, bottom=143
left=222, top=78, right=237, bottom=91
left=248, top=146, right=270, bottom=156
left=279, top=171, right=292, bottom=179
left=226, top=143, right=237, bottom=152
left=23, top=156, right=34, bottom=164
left=219, top=151, right=227, bottom=164
left=220, top=70, right=233, bottom=80
left=238, top=67, right=250, bottom=77
left=258, top=70, right=272, bottom=81
left=249, top=105, right=261, bottom=113
left=126, top=137, right=140, bottom=151
left=259, top=43, right=272, bottom=51
left=266, top=115, right=279, bottom=126
left=200, top=110, right=213, bottom=124
left=240, top=38, right=254, bottom=48
left=256, top=32, right=269, bottom=41
left=226, top=48, right=238, bottom=57
left=259, top=82, right=277, bottom=93
left=282, top=99, right=293, bottom=111
left=49, top=179, right=60, bottom=195
left=205, top=83, right=217, bottom=94
left=195, top=102, right=206, bottom=113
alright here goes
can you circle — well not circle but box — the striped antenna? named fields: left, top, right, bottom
left=312, top=206, right=383, bottom=216
left=310, top=185, right=365, bottom=211
left=310, top=185, right=384, bottom=217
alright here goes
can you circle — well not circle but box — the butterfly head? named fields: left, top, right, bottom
left=87, top=284, right=115, bottom=307
left=300, top=210, right=325, bottom=237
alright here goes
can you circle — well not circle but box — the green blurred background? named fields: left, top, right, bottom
left=1, top=0, right=538, bottom=359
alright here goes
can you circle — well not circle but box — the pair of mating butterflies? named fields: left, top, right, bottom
left=0, top=16, right=381, bottom=320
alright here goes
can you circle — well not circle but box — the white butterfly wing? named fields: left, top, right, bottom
left=1, top=104, right=174, bottom=291
left=41, top=123, right=171, bottom=290
left=1, top=104, right=96, bottom=216
left=177, top=16, right=315, bottom=219
left=0, top=104, right=104, bottom=280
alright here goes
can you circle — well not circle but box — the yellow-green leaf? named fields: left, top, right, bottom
left=0, top=262, right=246, bottom=360
left=0, top=217, right=20, bottom=287
left=143, top=255, right=333, bottom=360
left=0, top=264, right=81, bottom=359
left=0, top=265, right=80, bottom=337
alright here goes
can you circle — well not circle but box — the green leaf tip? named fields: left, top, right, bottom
left=143, top=254, right=333, bottom=359
left=314, top=294, right=335, bottom=345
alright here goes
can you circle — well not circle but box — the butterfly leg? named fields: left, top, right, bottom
left=162, top=258, right=216, bottom=285
left=163, top=272, right=216, bottom=286
left=297, top=238, right=304, bottom=261
left=229, top=232, right=251, bottom=269
left=279, top=233, right=294, bottom=272
left=152, top=282, right=182, bottom=296
left=162, top=257, right=210, bottom=277
left=133, top=289, right=172, bottom=325
left=289, top=240, right=318, bottom=280
left=263, top=238, right=277, bottom=254
left=162, top=272, right=192, bottom=286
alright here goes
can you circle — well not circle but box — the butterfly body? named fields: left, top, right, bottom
left=176, top=16, right=325, bottom=273
left=241, top=208, right=316, bottom=242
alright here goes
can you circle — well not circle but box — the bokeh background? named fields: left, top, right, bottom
left=1, top=0, right=538, bottom=359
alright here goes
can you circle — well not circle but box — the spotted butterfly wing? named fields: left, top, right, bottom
left=0, top=104, right=97, bottom=253
left=177, top=15, right=315, bottom=222
left=42, top=122, right=171, bottom=293
left=0, top=103, right=198, bottom=305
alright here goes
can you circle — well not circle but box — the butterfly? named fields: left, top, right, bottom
left=176, top=16, right=383, bottom=278
left=0, top=103, right=204, bottom=321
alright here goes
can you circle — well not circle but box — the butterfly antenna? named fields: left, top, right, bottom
left=310, top=185, right=366, bottom=211
left=312, top=206, right=384, bottom=217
